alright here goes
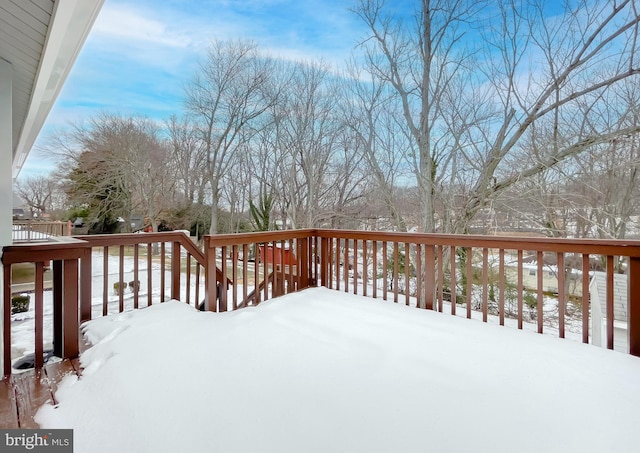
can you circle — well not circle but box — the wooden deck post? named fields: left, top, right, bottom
left=299, top=237, right=309, bottom=289
left=0, top=60, right=11, bottom=376
left=62, top=259, right=79, bottom=359
left=320, top=237, right=329, bottom=288
left=204, top=237, right=218, bottom=312
left=34, top=262, right=44, bottom=369
left=629, top=257, right=640, bottom=357
left=52, top=259, right=79, bottom=360
left=424, top=245, right=435, bottom=310
left=52, top=260, right=63, bottom=358
left=273, top=265, right=282, bottom=297
left=80, top=248, right=92, bottom=322
left=171, top=241, right=181, bottom=301
left=3, top=263, right=11, bottom=377
left=219, top=247, right=227, bottom=312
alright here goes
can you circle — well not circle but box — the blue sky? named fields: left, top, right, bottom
left=20, top=0, right=584, bottom=178
left=24, top=0, right=394, bottom=176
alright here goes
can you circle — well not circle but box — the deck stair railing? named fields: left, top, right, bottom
left=203, top=230, right=315, bottom=312
left=1, top=231, right=224, bottom=377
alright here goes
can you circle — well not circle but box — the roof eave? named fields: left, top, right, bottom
left=12, top=0, right=104, bottom=179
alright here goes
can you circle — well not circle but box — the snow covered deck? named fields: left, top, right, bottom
left=0, top=357, right=82, bottom=428
left=2, top=229, right=640, bottom=447
left=27, top=288, right=640, bottom=452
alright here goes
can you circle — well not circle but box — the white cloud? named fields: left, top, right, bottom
left=21, top=0, right=366, bottom=176
left=92, top=3, right=193, bottom=48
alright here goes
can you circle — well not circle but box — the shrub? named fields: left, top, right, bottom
left=524, top=290, right=538, bottom=320
left=524, top=291, right=537, bottom=309
left=11, top=294, right=30, bottom=314
left=113, top=281, right=128, bottom=294
left=128, top=280, right=140, bottom=292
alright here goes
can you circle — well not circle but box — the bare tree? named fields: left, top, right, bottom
left=271, top=60, right=345, bottom=228
left=341, top=61, right=414, bottom=231
left=121, top=121, right=173, bottom=232
left=461, top=0, right=640, bottom=233
left=14, top=175, right=63, bottom=218
left=220, top=140, right=253, bottom=233
left=495, top=65, right=640, bottom=240
left=578, top=140, right=640, bottom=239
left=353, top=0, right=640, bottom=233
left=321, top=124, right=369, bottom=229
left=165, top=115, right=211, bottom=233
left=166, top=115, right=208, bottom=206
left=55, top=114, right=174, bottom=233
left=184, top=39, right=278, bottom=234
left=247, top=123, right=282, bottom=230
left=353, top=0, right=483, bottom=232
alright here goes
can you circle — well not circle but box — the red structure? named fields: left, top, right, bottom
left=259, top=244, right=296, bottom=266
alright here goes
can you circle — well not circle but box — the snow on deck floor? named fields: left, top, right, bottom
left=36, top=287, right=640, bottom=453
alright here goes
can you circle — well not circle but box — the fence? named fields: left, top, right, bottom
left=12, top=221, right=72, bottom=242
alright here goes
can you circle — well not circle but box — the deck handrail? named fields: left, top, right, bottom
left=74, top=232, right=228, bottom=280
left=315, top=229, right=640, bottom=255
left=205, top=228, right=640, bottom=255
left=204, top=229, right=640, bottom=357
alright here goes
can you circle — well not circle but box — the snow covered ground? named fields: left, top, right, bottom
left=35, top=287, right=640, bottom=453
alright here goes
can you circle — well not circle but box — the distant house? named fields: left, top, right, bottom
left=504, top=261, right=569, bottom=294
left=130, top=215, right=144, bottom=232
left=12, top=193, right=29, bottom=220
left=12, top=208, right=25, bottom=220
left=590, top=271, right=628, bottom=352
left=504, top=256, right=584, bottom=297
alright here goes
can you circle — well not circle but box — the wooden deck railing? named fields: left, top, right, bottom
left=3, top=228, right=640, bottom=377
left=3, top=237, right=90, bottom=376
left=1, top=231, right=222, bottom=376
left=12, top=220, right=72, bottom=242
left=203, top=230, right=316, bottom=311
left=74, top=232, right=221, bottom=319
left=205, top=229, right=640, bottom=357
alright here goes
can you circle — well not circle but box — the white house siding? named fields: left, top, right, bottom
left=590, top=272, right=628, bottom=352
left=0, top=58, right=13, bottom=374
left=0, top=0, right=53, bottom=153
